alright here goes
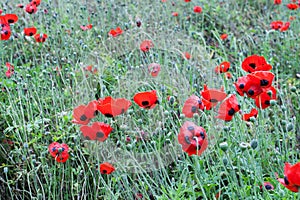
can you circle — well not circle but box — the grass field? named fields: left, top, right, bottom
left=0, top=0, right=300, bottom=199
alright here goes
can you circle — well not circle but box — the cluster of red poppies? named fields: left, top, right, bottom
left=23, top=0, right=41, bottom=14
left=70, top=91, right=159, bottom=173
left=235, top=55, right=276, bottom=110
left=270, top=0, right=299, bottom=32
left=48, top=142, right=69, bottom=163
left=0, top=13, right=18, bottom=40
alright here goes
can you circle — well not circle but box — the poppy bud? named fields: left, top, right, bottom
left=239, top=142, right=250, bottom=150
left=290, top=86, right=297, bottom=93
left=270, top=100, right=276, bottom=106
left=179, top=114, right=185, bottom=119
left=223, top=126, right=230, bottom=132
left=164, top=110, right=169, bottom=116
left=24, top=143, right=28, bottom=148
left=267, top=90, right=273, bottom=97
left=250, top=139, right=258, bottom=149
left=193, top=113, right=199, bottom=119
left=250, top=116, right=256, bottom=122
left=281, top=120, right=287, bottom=125
left=286, top=123, right=294, bottom=132
left=222, top=157, right=228, bottom=166
left=219, top=142, right=228, bottom=151
left=3, top=167, right=8, bottom=173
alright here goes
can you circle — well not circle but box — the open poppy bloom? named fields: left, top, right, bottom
left=182, top=95, right=204, bottom=118
left=48, top=142, right=69, bottom=163
left=0, top=24, right=11, bottom=40
left=234, top=75, right=262, bottom=98
left=216, top=94, right=240, bottom=121
left=5, top=62, right=14, bottom=78
left=108, top=27, right=123, bottom=37
left=172, top=12, right=178, bottom=17
left=270, top=21, right=284, bottom=30
left=140, top=40, right=154, bottom=52
left=1, top=14, right=18, bottom=24
left=260, top=182, right=274, bottom=191
left=100, top=162, right=115, bottom=174
left=248, top=71, right=274, bottom=88
left=255, top=86, right=276, bottom=109
left=242, top=55, right=272, bottom=73
left=25, top=3, right=38, bottom=14
left=97, top=96, right=131, bottom=117
left=276, top=162, right=300, bottom=192
left=274, top=0, right=282, bottom=4
left=133, top=90, right=158, bottom=109
left=201, top=84, right=227, bottom=109
left=193, top=6, right=202, bottom=13
left=220, top=33, right=228, bottom=40
left=34, top=33, right=48, bottom=42
left=148, top=63, right=161, bottom=77
left=24, top=27, right=37, bottom=36
left=80, top=122, right=113, bottom=142
left=242, top=108, right=258, bottom=121
left=215, top=61, right=230, bottom=73
left=287, top=3, right=299, bottom=10
left=80, top=24, right=92, bottom=31
left=72, top=100, right=98, bottom=125
left=280, top=22, right=290, bottom=32
left=178, top=121, right=208, bottom=156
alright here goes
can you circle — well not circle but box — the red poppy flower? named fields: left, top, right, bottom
left=177, top=121, right=208, bottom=156
left=242, top=108, right=258, bottom=121
left=184, top=0, right=191, bottom=2
left=148, top=63, right=161, bottom=77
left=216, top=94, right=240, bottom=121
left=182, top=95, right=204, bottom=118
left=274, top=0, right=281, bottom=4
left=260, top=182, right=274, bottom=191
left=48, top=142, right=69, bottom=163
left=201, top=84, right=227, bottom=109
left=248, top=71, right=274, bottom=88
left=280, top=22, right=290, bottom=32
left=136, top=18, right=142, bottom=27
left=234, top=75, right=262, bottom=97
left=0, top=24, right=11, bottom=40
left=80, top=122, right=113, bottom=141
left=5, top=62, right=14, bottom=78
left=270, top=21, right=283, bottom=30
left=241, top=55, right=272, bottom=73
left=255, top=86, right=276, bottom=109
left=215, top=61, right=230, bottom=73
left=1, top=14, right=18, bottom=24
left=108, top=27, right=123, bottom=37
left=133, top=90, right=158, bottom=109
left=193, top=6, right=202, bottom=13
left=80, top=24, right=92, bottom=31
left=31, top=0, right=41, bottom=6
left=183, top=52, right=191, bottom=60
left=72, top=100, right=98, bottom=125
left=25, top=3, right=38, bottom=14
left=99, top=162, right=115, bottom=174
left=97, top=96, right=132, bottom=117
left=24, top=27, right=37, bottom=36
left=287, top=3, right=298, bottom=10
left=172, top=12, right=178, bottom=17
left=276, top=162, right=300, bottom=192
left=220, top=33, right=228, bottom=40
left=140, top=40, right=154, bottom=52
left=225, top=72, right=232, bottom=79
left=34, top=33, right=48, bottom=42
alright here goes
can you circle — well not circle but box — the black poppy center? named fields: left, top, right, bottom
left=191, top=106, right=197, bottom=113
left=248, top=89, right=254, bottom=96
left=8, top=19, right=14, bottom=23
left=104, top=113, right=113, bottom=118
left=29, top=32, right=34, bottom=36
left=200, top=132, right=205, bottom=139
left=102, top=170, right=107, bottom=174
left=3, top=30, right=8, bottom=35
left=239, top=84, right=245, bottom=89
left=260, top=79, right=269, bottom=86
left=265, top=100, right=270, bottom=105
left=249, top=63, right=256, bottom=69
left=80, top=114, right=87, bottom=121
left=142, top=101, right=149, bottom=106
left=228, top=108, right=235, bottom=116
left=96, top=132, right=104, bottom=138
left=185, top=136, right=191, bottom=144
left=94, top=110, right=99, bottom=116
left=210, top=99, right=218, bottom=103
left=284, top=176, right=289, bottom=185
left=85, top=136, right=91, bottom=140
left=265, top=185, right=272, bottom=190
